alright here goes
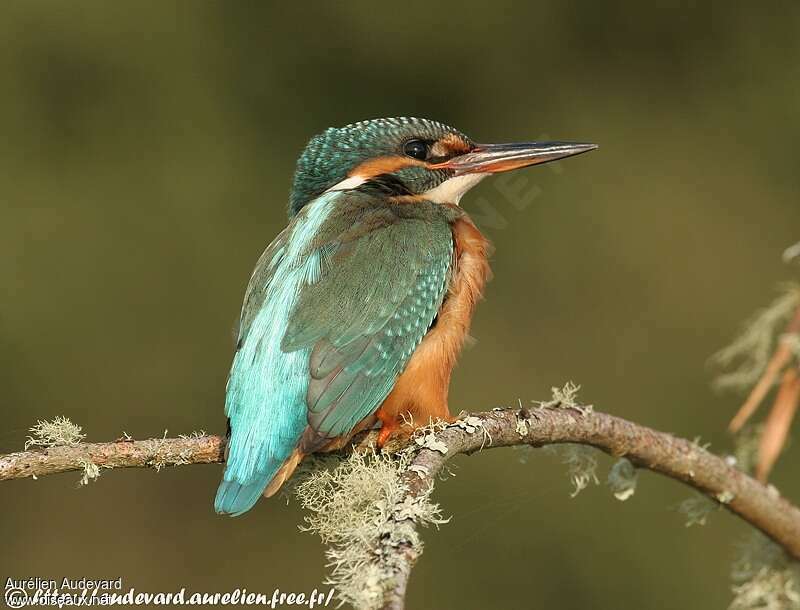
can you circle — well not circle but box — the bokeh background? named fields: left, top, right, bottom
left=2, top=2, right=800, bottom=608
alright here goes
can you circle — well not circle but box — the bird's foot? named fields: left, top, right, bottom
left=376, top=418, right=400, bottom=449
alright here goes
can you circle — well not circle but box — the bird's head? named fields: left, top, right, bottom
left=288, top=117, right=596, bottom=217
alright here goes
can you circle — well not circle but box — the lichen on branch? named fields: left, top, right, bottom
left=292, top=448, right=446, bottom=610
left=25, top=416, right=86, bottom=449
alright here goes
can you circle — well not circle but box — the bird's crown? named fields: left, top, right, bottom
left=288, top=117, right=472, bottom=216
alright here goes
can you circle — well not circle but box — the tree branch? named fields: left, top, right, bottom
left=0, top=433, right=225, bottom=481
left=2, top=405, right=799, bottom=610
left=375, top=406, right=800, bottom=609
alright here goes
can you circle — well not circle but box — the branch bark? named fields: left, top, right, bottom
left=375, top=406, right=800, bottom=609
left=2, top=405, right=799, bottom=610
left=0, top=433, right=225, bottom=480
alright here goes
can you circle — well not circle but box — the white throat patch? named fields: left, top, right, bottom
left=422, top=173, right=488, bottom=205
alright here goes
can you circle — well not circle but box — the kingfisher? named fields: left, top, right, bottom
left=215, top=117, right=596, bottom=516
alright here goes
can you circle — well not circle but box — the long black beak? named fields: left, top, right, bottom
left=435, top=141, right=597, bottom=175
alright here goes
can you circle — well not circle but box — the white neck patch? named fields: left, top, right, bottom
left=324, top=174, right=367, bottom=194
left=422, top=173, right=488, bottom=205
left=324, top=171, right=488, bottom=205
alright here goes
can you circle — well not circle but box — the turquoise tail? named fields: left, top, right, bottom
left=214, top=474, right=271, bottom=517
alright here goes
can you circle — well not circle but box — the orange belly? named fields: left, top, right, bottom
left=376, top=215, right=492, bottom=441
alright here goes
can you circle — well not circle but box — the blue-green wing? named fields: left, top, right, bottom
left=216, top=194, right=335, bottom=516
left=215, top=191, right=454, bottom=516
left=282, top=196, right=454, bottom=447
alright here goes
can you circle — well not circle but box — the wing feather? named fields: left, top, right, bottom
left=284, top=195, right=454, bottom=444
left=216, top=190, right=456, bottom=514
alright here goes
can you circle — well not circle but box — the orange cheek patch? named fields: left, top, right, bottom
left=441, top=133, right=471, bottom=154
left=348, top=155, right=424, bottom=179
left=430, top=134, right=471, bottom=159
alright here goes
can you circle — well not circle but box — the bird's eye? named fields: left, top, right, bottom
left=403, top=140, right=428, bottom=160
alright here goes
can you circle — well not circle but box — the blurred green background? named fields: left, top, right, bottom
left=2, top=2, right=799, bottom=608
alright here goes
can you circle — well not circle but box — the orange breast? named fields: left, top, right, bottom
left=376, top=215, right=492, bottom=428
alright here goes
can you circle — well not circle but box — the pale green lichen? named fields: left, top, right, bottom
left=294, top=448, right=447, bottom=610
left=553, top=381, right=581, bottom=407
left=143, top=430, right=175, bottom=471
left=452, top=415, right=483, bottom=435
left=414, top=432, right=448, bottom=455
left=558, top=444, right=600, bottom=497
left=535, top=386, right=600, bottom=495
left=450, top=415, right=491, bottom=449
left=730, top=569, right=800, bottom=609
left=678, top=492, right=718, bottom=527
left=407, top=415, right=489, bottom=454
left=536, top=381, right=582, bottom=409
left=534, top=381, right=593, bottom=416
left=607, top=458, right=638, bottom=501
left=717, top=490, right=735, bottom=504
left=25, top=416, right=85, bottom=450
left=730, top=532, right=800, bottom=609
left=406, top=464, right=429, bottom=479
left=712, top=283, right=800, bottom=391
left=133, top=430, right=198, bottom=471
left=515, top=413, right=529, bottom=437
left=411, top=417, right=449, bottom=434
left=78, top=459, right=101, bottom=486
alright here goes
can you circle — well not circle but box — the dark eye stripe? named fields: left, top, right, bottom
left=357, top=173, right=413, bottom=197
